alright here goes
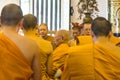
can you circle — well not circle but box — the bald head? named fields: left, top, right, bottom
left=91, top=17, right=111, bottom=37
left=55, top=30, right=69, bottom=41
left=1, top=4, right=23, bottom=26
left=23, top=14, right=37, bottom=31
left=54, top=30, right=69, bottom=46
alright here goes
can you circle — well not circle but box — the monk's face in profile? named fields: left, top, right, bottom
left=39, top=25, right=48, bottom=38
left=54, top=34, right=63, bottom=46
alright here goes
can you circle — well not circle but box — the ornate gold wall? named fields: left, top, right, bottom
left=109, top=0, right=120, bottom=33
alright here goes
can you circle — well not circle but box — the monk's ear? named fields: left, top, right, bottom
left=108, top=31, right=112, bottom=38
left=91, top=31, right=96, bottom=41
left=91, top=31, right=95, bottom=37
left=16, top=18, right=24, bottom=33
left=35, top=24, right=38, bottom=30
left=19, top=18, right=23, bottom=27
left=109, top=31, right=112, bottom=36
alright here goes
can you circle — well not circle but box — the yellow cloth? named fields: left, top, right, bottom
left=0, top=33, right=33, bottom=80
left=25, top=31, right=53, bottom=80
left=48, top=43, right=69, bottom=78
left=68, top=36, right=93, bottom=47
left=45, top=35, right=54, bottom=43
left=62, top=42, right=120, bottom=80
left=110, top=35, right=120, bottom=46
left=77, top=36, right=93, bottom=45
left=44, top=35, right=55, bottom=49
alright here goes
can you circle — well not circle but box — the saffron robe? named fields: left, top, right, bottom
left=47, top=43, right=69, bottom=78
left=68, top=36, right=93, bottom=47
left=25, top=31, right=53, bottom=80
left=110, top=35, right=120, bottom=46
left=61, top=42, right=120, bottom=80
left=0, top=33, right=33, bottom=80
left=77, top=36, right=93, bottom=45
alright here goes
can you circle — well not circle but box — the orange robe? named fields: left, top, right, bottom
left=25, top=31, right=53, bottom=80
left=61, top=42, right=120, bottom=80
left=110, top=35, right=120, bottom=46
left=47, top=43, right=69, bottom=78
left=68, top=36, right=93, bottom=47
left=77, top=36, right=93, bottom=45
left=0, top=33, right=33, bottom=80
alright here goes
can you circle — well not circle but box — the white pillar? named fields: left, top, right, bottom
left=61, top=0, right=70, bottom=30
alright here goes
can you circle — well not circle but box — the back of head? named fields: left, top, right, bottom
left=1, top=4, right=23, bottom=26
left=23, top=14, right=37, bottom=31
left=91, top=17, right=111, bottom=37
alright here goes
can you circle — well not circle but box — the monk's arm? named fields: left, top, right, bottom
left=32, top=51, right=41, bottom=80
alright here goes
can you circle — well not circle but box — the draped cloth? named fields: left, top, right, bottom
left=25, top=31, right=53, bottom=80
left=77, top=36, right=93, bottom=45
left=47, top=43, right=69, bottom=78
left=0, top=33, right=33, bottom=80
left=61, top=42, right=120, bottom=80
left=109, top=35, right=120, bottom=46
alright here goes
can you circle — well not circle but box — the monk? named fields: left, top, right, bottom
left=81, top=22, right=92, bottom=36
left=39, top=23, right=54, bottom=43
left=23, top=14, right=53, bottom=80
left=47, top=30, right=69, bottom=79
left=76, top=22, right=93, bottom=46
left=0, top=4, right=41, bottom=80
left=61, top=17, right=120, bottom=80
left=68, top=26, right=81, bottom=47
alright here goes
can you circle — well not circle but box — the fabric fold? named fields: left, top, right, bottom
left=0, top=33, right=33, bottom=80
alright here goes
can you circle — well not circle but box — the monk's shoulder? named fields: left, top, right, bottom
left=23, top=36, right=40, bottom=50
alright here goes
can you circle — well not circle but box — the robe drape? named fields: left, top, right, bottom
left=61, top=42, right=120, bottom=80
left=0, top=33, right=33, bottom=80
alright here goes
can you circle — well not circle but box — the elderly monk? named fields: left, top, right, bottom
left=0, top=4, right=41, bottom=80
left=61, top=17, right=120, bottom=80
left=47, top=30, right=69, bottom=79
left=23, top=14, right=53, bottom=80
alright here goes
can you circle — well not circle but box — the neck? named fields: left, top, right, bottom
left=2, top=26, right=17, bottom=35
left=24, top=29, right=35, bottom=35
left=1, top=26, right=20, bottom=40
left=94, top=36, right=109, bottom=43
